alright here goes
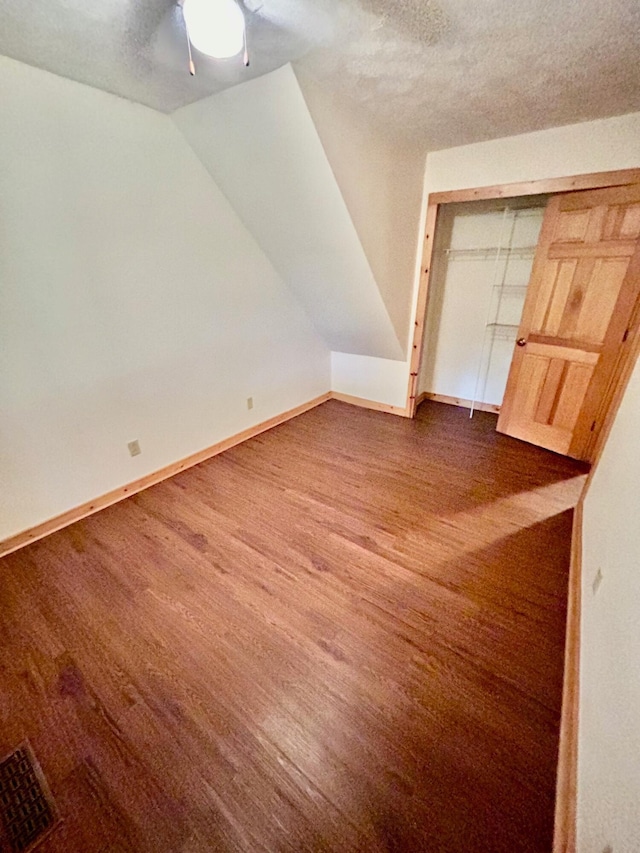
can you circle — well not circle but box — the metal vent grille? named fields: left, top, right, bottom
left=0, top=742, right=59, bottom=852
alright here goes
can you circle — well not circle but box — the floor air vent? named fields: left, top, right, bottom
left=0, top=742, right=59, bottom=852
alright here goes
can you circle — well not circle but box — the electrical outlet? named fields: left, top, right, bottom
left=247, top=397, right=254, bottom=410
left=592, top=568, right=603, bottom=595
left=128, top=440, right=141, bottom=458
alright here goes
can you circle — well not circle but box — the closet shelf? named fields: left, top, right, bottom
left=485, top=323, right=520, bottom=341
left=492, top=284, right=529, bottom=298
left=444, top=246, right=537, bottom=261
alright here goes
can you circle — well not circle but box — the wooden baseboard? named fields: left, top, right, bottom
left=0, top=390, right=413, bottom=559
left=417, top=391, right=501, bottom=415
left=330, top=391, right=411, bottom=417
left=553, top=498, right=583, bottom=853
left=0, top=393, right=331, bottom=559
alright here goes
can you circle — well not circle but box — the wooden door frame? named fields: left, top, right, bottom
left=406, top=167, right=640, bottom=438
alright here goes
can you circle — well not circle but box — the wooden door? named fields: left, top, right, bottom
left=497, top=184, right=640, bottom=461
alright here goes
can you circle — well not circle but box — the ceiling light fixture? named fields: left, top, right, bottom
left=179, top=0, right=249, bottom=74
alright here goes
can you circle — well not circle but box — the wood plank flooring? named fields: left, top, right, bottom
left=0, top=400, right=588, bottom=853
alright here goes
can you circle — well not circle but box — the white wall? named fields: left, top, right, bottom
left=577, top=357, right=640, bottom=853
left=424, top=112, right=640, bottom=196
left=295, top=66, right=425, bottom=350
left=331, top=352, right=409, bottom=409
left=173, top=65, right=403, bottom=361
left=0, top=55, right=330, bottom=542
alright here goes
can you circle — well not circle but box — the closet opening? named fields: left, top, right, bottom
left=411, top=174, right=640, bottom=464
left=417, top=195, right=550, bottom=417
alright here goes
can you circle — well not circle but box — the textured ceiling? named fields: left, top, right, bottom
left=0, top=0, right=639, bottom=147
left=0, top=0, right=312, bottom=112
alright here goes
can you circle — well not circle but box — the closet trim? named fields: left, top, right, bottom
left=406, top=167, right=640, bottom=419
left=426, top=167, right=640, bottom=206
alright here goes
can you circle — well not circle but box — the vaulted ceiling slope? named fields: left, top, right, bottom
left=173, top=65, right=404, bottom=360
left=295, top=66, right=425, bottom=346
left=0, top=0, right=638, bottom=147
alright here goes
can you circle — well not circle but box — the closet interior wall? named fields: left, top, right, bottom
left=418, top=197, right=549, bottom=411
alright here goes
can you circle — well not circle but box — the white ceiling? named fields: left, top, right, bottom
left=0, top=0, right=639, bottom=148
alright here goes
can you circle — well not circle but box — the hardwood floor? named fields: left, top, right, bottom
left=0, top=400, right=587, bottom=853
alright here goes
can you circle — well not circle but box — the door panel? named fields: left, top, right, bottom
left=501, top=353, right=596, bottom=456
left=498, top=184, right=640, bottom=460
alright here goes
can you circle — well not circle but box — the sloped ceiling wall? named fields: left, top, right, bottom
left=294, top=65, right=425, bottom=348
left=173, top=64, right=405, bottom=361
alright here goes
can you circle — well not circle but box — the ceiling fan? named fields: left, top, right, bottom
left=171, top=0, right=347, bottom=80
left=177, top=0, right=250, bottom=73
